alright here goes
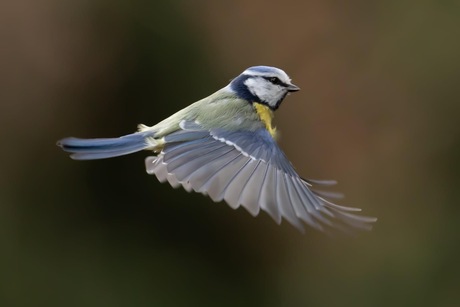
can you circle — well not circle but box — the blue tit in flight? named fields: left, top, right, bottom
left=58, top=66, right=376, bottom=232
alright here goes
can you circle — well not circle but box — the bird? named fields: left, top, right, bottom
left=57, top=65, right=376, bottom=233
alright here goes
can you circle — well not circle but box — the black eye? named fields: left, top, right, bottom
left=267, top=77, right=282, bottom=85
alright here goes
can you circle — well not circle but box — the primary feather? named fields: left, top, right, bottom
left=144, top=121, right=376, bottom=233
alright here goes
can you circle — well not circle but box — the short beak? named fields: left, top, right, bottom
left=287, top=83, right=300, bottom=92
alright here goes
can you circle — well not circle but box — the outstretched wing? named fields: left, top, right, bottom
left=145, top=121, right=376, bottom=232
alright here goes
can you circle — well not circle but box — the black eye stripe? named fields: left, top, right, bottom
left=263, top=76, right=288, bottom=87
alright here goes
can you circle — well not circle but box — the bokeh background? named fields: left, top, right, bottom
left=1, top=1, right=459, bottom=306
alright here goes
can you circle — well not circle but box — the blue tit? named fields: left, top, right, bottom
left=58, top=66, right=376, bottom=232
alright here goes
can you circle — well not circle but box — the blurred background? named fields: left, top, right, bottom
left=1, top=0, right=459, bottom=306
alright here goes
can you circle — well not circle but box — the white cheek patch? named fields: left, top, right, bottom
left=244, top=78, right=267, bottom=97
left=244, top=78, right=284, bottom=107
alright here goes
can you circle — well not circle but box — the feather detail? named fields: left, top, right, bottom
left=144, top=121, right=377, bottom=233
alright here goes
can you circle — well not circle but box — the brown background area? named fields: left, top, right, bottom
left=1, top=1, right=459, bottom=306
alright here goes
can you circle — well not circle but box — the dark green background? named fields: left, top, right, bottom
left=1, top=1, right=459, bottom=306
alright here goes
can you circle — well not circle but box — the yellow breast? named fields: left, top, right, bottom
left=254, top=102, right=277, bottom=138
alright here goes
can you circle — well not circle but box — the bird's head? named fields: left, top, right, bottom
left=229, top=66, right=300, bottom=110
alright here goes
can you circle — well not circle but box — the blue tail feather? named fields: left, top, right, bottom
left=57, top=132, right=148, bottom=160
